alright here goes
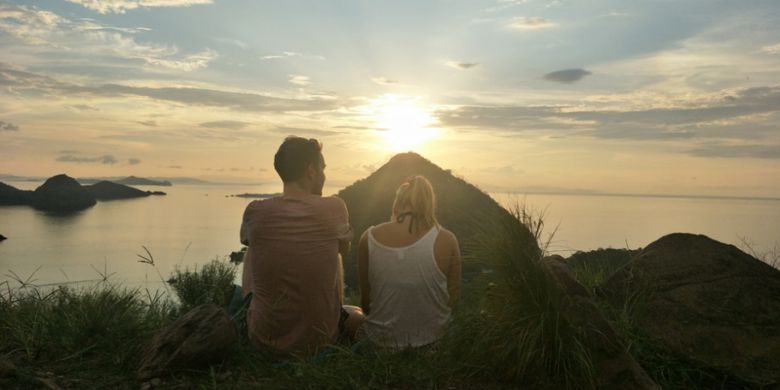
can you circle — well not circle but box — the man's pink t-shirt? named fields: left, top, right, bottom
left=240, top=195, right=353, bottom=354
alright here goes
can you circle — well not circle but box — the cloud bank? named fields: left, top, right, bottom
left=543, top=68, right=592, bottom=84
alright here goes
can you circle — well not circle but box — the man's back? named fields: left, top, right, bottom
left=240, top=194, right=352, bottom=354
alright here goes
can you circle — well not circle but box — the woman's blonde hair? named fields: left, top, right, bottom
left=392, top=175, right=439, bottom=234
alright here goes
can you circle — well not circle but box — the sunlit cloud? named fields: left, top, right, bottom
left=0, top=4, right=216, bottom=71
left=484, top=0, right=528, bottom=13
left=543, top=68, right=592, bottom=84
left=689, top=144, right=780, bottom=159
left=199, top=120, right=250, bottom=129
left=273, top=127, right=342, bottom=137
left=65, top=0, right=212, bottom=14
left=288, top=75, right=310, bottom=86
left=56, top=153, right=118, bottom=165
left=508, top=17, right=556, bottom=30
left=762, top=43, right=780, bottom=54
left=446, top=61, right=479, bottom=70
left=260, top=51, right=326, bottom=61
left=436, top=85, right=780, bottom=156
left=371, top=77, right=398, bottom=86
left=0, top=121, right=20, bottom=131
left=0, top=63, right=340, bottom=112
left=137, top=120, right=158, bottom=127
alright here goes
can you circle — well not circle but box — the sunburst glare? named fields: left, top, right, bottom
left=366, top=95, right=439, bottom=151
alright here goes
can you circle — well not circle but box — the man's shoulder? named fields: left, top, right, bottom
left=243, top=196, right=282, bottom=213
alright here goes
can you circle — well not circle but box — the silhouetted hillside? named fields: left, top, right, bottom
left=0, top=182, right=32, bottom=205
left=31, top=174, right=96, bottom=212
left=337, top=152, right=537, bottom=287
left=85, top=181, right=166, bottom=200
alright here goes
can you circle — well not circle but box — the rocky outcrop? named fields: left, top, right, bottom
left=0, top=182, right=32, bottom=205
left=30, top=174, right=96, bottom=212
left=137, top=304, right=237, bottom=381
left=85, top=181, right=163, bottom=200
left=598, top=233, right=780, bottom=386
left=542, top=256, right=660, bottom=390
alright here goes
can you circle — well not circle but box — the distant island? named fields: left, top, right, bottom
left=0, top=174, right=166, bottom=213
left=115, top=176, right=172, bottom=187
left=228, top=193, right=281, bottom=199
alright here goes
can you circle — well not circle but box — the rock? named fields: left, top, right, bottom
left=541, top=256, right=660, bottom=390
left=31, top=174, right=96, bottom=213
left=0, top=181, right=33, bottom=205
left=0, top=234, right=6, bottom=241
left=85, top=180, right=152, bottom=200
left=0, top=357, right=16, bottom=378
left=137, top=304, right=237, bottom=381
left=598, top=233, right=780, bottom=386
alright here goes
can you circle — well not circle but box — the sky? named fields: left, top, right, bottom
left=1, top=0, right=779, bottom=197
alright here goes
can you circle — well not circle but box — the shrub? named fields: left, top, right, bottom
left=441, top=204, right=596, bottom=389
left=168, top=259, right=237, bottom=311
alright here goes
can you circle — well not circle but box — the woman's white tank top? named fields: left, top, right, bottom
left=363, top=225, right=451, bottom=348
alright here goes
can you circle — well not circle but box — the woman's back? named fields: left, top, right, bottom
left=361, top=222, right=453, bottom=348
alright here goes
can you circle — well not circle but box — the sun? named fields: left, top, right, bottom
left=368, top=95, right=439, bottom=151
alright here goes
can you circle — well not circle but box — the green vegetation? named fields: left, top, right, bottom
left=1, top=205, right=763, bottom=389
left=167, top=259, right=237, bottom=312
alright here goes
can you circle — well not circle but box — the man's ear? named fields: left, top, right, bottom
left=305, top=163, right=317, bottom=179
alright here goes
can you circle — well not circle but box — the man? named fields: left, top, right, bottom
left=240, top=136, right=354, bottom=355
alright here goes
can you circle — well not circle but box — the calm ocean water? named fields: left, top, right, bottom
left=1, top=182, right=778, bottom=290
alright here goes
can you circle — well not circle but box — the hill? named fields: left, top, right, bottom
left=0, top=182, right=32, bottom=205
left=116, top=176, right=172, bottom=186
left=337, top=152, right=538, bottom=287
left=85, top=181, right=166, bottom=200
left=31, top=174, right=96, bottom=212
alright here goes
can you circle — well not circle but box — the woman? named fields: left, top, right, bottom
left=354, top=175, right=462, bottom=349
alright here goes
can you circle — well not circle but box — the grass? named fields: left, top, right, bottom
left=167, top=258, right=237, bottom=312
left=2, top=206, right=766, bottom=389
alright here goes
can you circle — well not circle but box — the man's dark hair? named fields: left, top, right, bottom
left=274, top=136, right=323, bottom=182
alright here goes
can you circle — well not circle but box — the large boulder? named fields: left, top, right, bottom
left=542, top=256, right=660, bottom=390
left=598, top=233, right=780, bottom=386
left=85, top=180, right=153, bottom=200
left=31, top=174, right=96, bottom=212
left=137, top=304, right=237, bottom=381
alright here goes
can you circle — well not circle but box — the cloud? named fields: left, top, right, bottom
left=128, top=158, right=141, bottom=165
left=436, top=85, right=780, bottom=156
left=199, top=120, right=250, bottom=129
left=68, top=104, right=99, bottom=111
left=260, top=51, right=326, bottom=61
left=273, top=127, right=342, bottom=137
left=0, top=121, right=19, bottom=131
left=689, top=144, right=780, bottom=159
left=0, top=5, right=216, bottom=71
left=508, top=17, right=556, bottom=30
left=0, top=63, right=339, bottom=112
left=65, top=0, right=212, bottom=14
left=288, top=75, right=310, bottom=86
left=446, top=61, right=479, bottom=70
left=543, top=68, right=592, bottom=84
left=761, top=43, right=780, bottom=55
left=56, top=154, right=118, bottom=164
left=137, top=120, right=158, bottom=127
left=371, top=77, right=398, bottom=86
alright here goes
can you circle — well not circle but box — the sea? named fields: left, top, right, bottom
left=1, top=181, right=778, bottom=291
